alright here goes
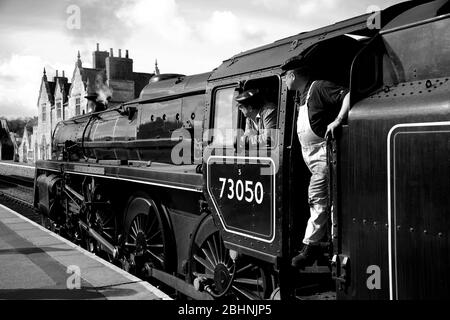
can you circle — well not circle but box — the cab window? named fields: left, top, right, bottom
left=211, top=86, right=238, bottom=146
left=238, top=76, right=280, bottom=149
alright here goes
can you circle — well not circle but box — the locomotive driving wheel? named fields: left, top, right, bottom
left=122, top=194, right=172, bottom=277
left=190, top=217, right=274, bottom=300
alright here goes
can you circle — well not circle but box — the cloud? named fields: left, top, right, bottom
left=297, top=0, right=338, bottom=16
left=63, top=0, right=131, bottom=46
left=111, top=0, right=269, bottom=75
left=0, top=54, right=58, bottom=118
left=116, top=0, right=192, bottom=42
left=196, top=11, right=266, bottom=47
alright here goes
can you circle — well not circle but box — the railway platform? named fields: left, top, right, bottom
left=0, top=204, right=171, bottom=300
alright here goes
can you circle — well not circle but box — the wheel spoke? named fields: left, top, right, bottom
left=233, top=277, right=263, bottom=287
left=101, top=215, right=113, bottom=226
left=125, top=242, right=136, bottom=247
left=146, top=214, right=157, bottom=234
left=218, top=235, right=224, bottom=263
left=103, top=233, right=114, bottom=241
left=148, top=229, right=161, bottom=241
left=193, top=254, right=214, bottom=273
left=212, top=235, right=220, bottom=263
left=207, top=240, right=218, bottom=265
left=147, top=244, right=164, bottom=248
left=137, top=216, right=142, bottom=231
left=231, top=285, right=261, bottom=300
left=236, top=263, right=254, bottom=275
left=131, top=224, right=138, bottom=236
left=202, top=248, right=216, bottom=268
left=146, top=249, right=164, bottom=265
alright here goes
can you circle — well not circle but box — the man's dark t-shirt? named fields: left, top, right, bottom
left=300, top=80, right=349, bottom=138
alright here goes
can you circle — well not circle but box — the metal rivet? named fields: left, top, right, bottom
left=409, top=227, right=414, bottom=233
left=352, top=218, right=356, bottom=223
left=438, top=232, right=443, bottom=237
left=373, top=221, right=378, bottom=226
left=423, top=230, right=428, bottom=234
left=363, top=219, right=367, bottom=224
left=397, top=225, right=401, bottom=231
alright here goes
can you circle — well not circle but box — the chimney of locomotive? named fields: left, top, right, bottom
left=92, top=44, right=109, bottom=69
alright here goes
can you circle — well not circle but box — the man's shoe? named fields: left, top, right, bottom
left=291, top=244, right=321, bottom=268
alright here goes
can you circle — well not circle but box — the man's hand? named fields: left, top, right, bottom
left=325, top=117, right=342, bottom=139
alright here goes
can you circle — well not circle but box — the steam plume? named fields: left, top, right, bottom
left=95, top=72, right=112, bottom=105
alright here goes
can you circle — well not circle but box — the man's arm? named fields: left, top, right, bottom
left=325, top=92, right=350, bottom=139
left=247, top=106, right=277, bottom=147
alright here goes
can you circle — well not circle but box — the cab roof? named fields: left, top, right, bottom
left=208, top=0, right=426, bottom=81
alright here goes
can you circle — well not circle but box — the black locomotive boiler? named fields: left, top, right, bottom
left=34, top=0, right=450, bottom=300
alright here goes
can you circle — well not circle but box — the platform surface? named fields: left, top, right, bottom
left=0, top=204, right=171, bottom=300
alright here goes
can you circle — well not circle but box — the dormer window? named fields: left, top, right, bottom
left=75, top=97, right=81, bottom=116
left=56, top=102, right=62, bottom=119
left=41, top=104, right=46, bottom=122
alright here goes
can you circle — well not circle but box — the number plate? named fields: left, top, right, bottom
left=206, top=156, right=276, bottom=242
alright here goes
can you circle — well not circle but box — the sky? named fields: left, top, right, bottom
left=0, top=0, right=403, bottom=119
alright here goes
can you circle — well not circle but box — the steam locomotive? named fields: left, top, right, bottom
left=34, top=0, right=450, bottom=300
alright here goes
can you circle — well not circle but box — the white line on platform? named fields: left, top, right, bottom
left=0, top=203, right=172, bottom=300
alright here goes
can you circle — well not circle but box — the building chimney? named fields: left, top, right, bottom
left=62, top=70, right=65, bottom=77
left=119, top=49, right=122, bottom=58
left=56, top=70, right=58, bottom=77
left=110, top=48, right=114, bottom=57
left=126, top=50, right=129, bottom=58
left=92, top=45, right=109, bottom=69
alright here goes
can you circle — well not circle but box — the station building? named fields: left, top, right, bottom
left=20, top=44, right=156, bottom=162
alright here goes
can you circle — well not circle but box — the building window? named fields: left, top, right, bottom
left=42, top=104, right=46, bottom=122
left=75, top=97, right=81, bottom=116
left=57, top=102, right=62, bottom=119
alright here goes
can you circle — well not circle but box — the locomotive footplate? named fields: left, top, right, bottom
left=35, top=160, right=203, bottom=193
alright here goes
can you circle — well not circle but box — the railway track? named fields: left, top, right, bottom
left=0, top=174, right=39, bottom=223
